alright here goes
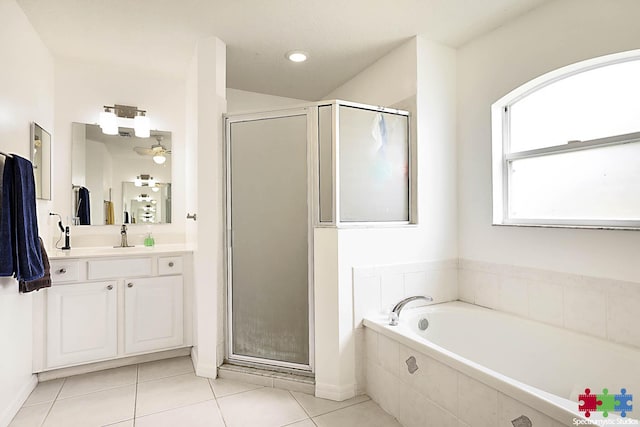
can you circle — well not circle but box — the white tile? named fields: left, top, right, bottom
left=313, top=400, right=401, bottom=427
left=283, top=420, right=315, bottom=427
left=458, top=375, right=498, bottom=427
left=498, top=275, right=529, bottom=316
left=135, top=372, right=214, bottom=417
left=397, top=386, right=427, bottom=427
left=23, top=379, right=64, bottom=406
left=217, top=387, right=307, bottom=427
left=377, top=333, right=399, bottom=376
left=498, top=393, right=553, bottom=427
left=9, top=401, right=52, bottom=427
left=380, top=272, right=404, bottom=313
left=398, top=346, right=458, bottom=416
left=137, top=356, right=194, bottom=382
left=104, top=421, right=133, bottom=427
left=353, top=275, right=381, bottom=327
left=471, top=271, right=499, bottom=309
left=424, top=398, right=457, bottom=427
left=528, top=281, right=563, bottom=327
left=403, top=271, right=429, bottom=298
left=457, top=270, right=475, bottom=303
left=607, top=285, right=640, bottom=348
left=364, top=328, right=378, bottom=364
left=364, top=359, right=399, bottom=417
left=563, top=286, right=607, bottom=338
left=209, top=377, right=263, bottom=398
left=58, top=365, right=137, bottom=399
left=291, top=391, right=369, bottom=417
left=135, top=400, right=225, bottom=427
left=43, top=385, right=135, bottom=427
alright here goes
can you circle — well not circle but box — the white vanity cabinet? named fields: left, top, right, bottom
left=34, top=249, right=192, bottom=372
left=124, top=276, right=183, bottom=354
left=46, top=281, right=118, bottom=367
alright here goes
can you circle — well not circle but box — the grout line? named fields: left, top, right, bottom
left=136, top=369, right=195, bottom=384
left=207, top=379, right=229, bottom=427
left=132, top=364, right=139, bottom=426
left=287, top=390, right=312, bottom=418
left=134, top=398, right=217, bottom=422
left=39, top=377, right=66, bottom=427
left=309, top=398, right=373, bottom=420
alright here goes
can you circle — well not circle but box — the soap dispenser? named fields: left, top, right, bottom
left=144, top=233, right=155, bottom=247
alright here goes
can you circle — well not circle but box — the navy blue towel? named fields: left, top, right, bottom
left=78, top=186, right=91, bottom=225
left=0, top=156, right=14, bottom=277
left=19, top=237, right=50, bottom=293
left=12, top=155, right=44, bottom=282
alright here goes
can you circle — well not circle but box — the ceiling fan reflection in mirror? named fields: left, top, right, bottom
left=134, top=135, right=171, bottom=164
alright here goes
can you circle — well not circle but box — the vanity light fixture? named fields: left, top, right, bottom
left=286, top=50, right=308, bottom=63
left=134, top=174, right=155, bottom=187
left=99, top=104, right=151, bottom=137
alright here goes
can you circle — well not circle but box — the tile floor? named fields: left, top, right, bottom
left=10, top=356, right=402, bottom=427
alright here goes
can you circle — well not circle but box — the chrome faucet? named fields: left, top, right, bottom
left=389, top=295, right=433, bottom=326
left=115, top=224, right=134, bottom=248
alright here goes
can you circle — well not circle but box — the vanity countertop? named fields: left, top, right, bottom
left=48, top=243, right=194, bottom=260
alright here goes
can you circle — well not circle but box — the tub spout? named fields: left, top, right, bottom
left=389, top=295, right=433, bottom=326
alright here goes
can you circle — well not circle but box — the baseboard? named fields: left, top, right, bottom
left=0, top=374, right=37, bottom=427
left=191, top=347, right=217, bottom=379
left=315, top=381, right=356, bottom=401
left=37, top=347, right=191, bottom=381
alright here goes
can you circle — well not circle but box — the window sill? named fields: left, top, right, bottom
left=492, top=222, right=640, bottom=231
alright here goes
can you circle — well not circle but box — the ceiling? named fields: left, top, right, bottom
left=17, top=0, right=549, bottom=100
left=84, top=123, right=171, bottom=161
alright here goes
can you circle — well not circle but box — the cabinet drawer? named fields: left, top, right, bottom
left=88, top=258, right=152, bottom=280
left=158, top=256, right=183, bottom=275
left=50, top=260, right=81, bottom=284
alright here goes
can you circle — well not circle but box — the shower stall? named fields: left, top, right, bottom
left=225, top=100, right=411, bottom=373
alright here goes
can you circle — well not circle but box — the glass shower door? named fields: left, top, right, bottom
left=227, top=112, right=310, bottom=370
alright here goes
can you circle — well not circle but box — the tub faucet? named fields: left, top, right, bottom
left=389, top=295, right=433, bottom=326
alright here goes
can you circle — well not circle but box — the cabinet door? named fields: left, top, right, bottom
left=124, top=276, right=183, bottom=354
left=46, top=282, right=117, bottom=368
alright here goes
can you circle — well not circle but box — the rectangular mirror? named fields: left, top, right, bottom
left=31, top=122, right=51, bottom=200
left=71, top=123, right=172, bottom=225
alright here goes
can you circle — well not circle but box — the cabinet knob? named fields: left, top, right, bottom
left=107, top=285, right=113, bottom=290
left=127, top=283, right=134, bottom=288
left=168, top=262, right=174, bottom=267
left=57, top=268, right=67, bottom=274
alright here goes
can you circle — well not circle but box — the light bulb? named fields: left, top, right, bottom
left=286, top=51, right=308, bottom=63
left=100, top=110, right=118, bottom=135
left=134, top=114, right=150, bottom=138
left=134, top=176, right=142, bottom=187
left=152, top=153, right=166, bottom=164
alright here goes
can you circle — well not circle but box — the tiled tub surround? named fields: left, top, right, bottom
left=352, top=260, right=458, bottom=394
left=363, top=302, right=640, bottom=427
left=458, top=259, right=640, bottom=350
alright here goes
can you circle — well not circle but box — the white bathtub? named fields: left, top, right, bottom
left=363, top=302, right=639, bottom=426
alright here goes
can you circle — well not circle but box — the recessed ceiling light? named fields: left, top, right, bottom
left=286, top=50, right=308, bottom=63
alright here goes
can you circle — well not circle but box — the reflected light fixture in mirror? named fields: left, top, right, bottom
left=153, top=152, right=166, bottom=164
left=99, top=104, right=151, bottom=138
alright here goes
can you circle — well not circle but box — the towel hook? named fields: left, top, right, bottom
left=186, top=213, right=197, bottom=221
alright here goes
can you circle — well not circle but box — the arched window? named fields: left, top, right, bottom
left=491, top=50, right=640, bottom=229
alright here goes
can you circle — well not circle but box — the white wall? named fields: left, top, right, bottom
left=226, top=88, right=308, bottom=113
left=185, top=36, right=227, bottom=378
left=0, top=0, right=54, bottom=424
left=315, top=36, right=458, bottom=400
left=457, top=0, right=640, bottom=282
left=53, top=57, right=187, bottom=247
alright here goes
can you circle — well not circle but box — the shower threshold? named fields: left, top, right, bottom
left=219, top=362, right=315, bottom=394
